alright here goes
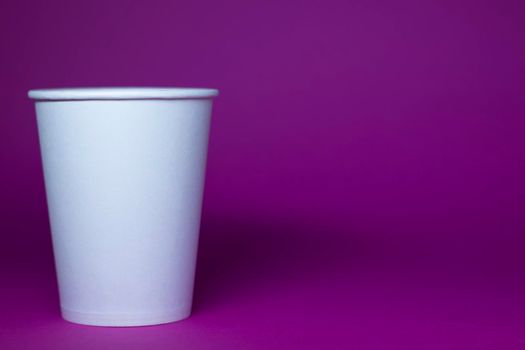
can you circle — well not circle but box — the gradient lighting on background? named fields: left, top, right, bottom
left=1, top=0, right=524, bottom=349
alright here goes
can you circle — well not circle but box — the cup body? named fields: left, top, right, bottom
left=30, top=88, right=217, bottom=326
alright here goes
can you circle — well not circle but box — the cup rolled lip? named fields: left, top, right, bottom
left=28, top=87, right=219, bottom=101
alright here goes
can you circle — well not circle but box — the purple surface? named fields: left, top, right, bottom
left=1, top=0, right=525, bottom=348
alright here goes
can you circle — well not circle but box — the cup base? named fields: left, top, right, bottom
left=61, top=307, right=192, bottom=327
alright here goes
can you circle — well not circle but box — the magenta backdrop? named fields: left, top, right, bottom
left=1, top=0, right=525, bottom=348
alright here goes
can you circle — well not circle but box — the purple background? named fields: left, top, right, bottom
left=1, top=0, right=525, bottom=348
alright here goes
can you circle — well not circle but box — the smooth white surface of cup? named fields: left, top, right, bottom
left=29, top=88, right=218, bottom=327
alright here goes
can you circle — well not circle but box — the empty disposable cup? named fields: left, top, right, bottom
left=28, top=87, right=219, bottom=327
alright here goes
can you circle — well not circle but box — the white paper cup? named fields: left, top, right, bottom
left=28, top=87, right=218, bottom=327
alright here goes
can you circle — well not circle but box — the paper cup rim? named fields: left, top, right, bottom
left=28, top=87, right=219, bottom=101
